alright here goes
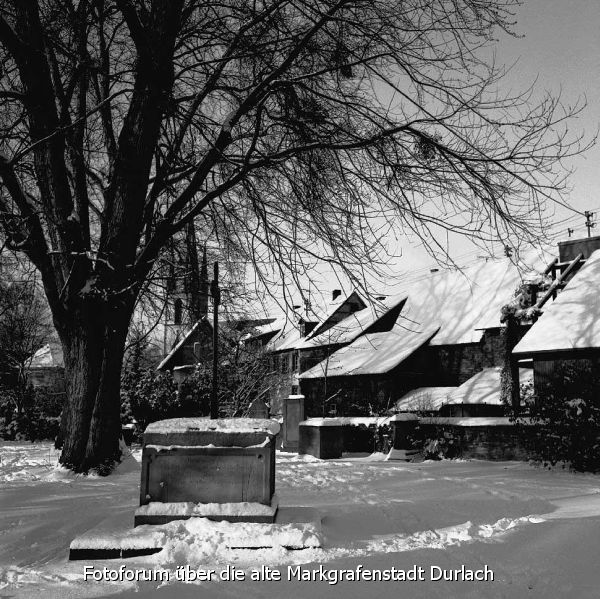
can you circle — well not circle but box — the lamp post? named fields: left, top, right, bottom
left=210, top=262, right=220, bottom=419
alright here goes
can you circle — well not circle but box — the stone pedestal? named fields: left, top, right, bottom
left=298, top=418, right=344, bottom=459
left=136, top=417, right=279, bottom=525
left=389, top=413, right=420, bottom=460
left=282, top=394, right=305, bottom=452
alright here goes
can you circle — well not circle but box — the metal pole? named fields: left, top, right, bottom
left=585, top=211, right=595, bottom=238
left=210, top=262, right=220, bottom=419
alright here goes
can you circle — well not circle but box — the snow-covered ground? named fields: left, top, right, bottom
left=2, top=442, right=600, bottom=598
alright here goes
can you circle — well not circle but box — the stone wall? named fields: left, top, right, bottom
left=415, top=418, right=539, bottom=461
left=299, top=346, right=431, bottom=417
left=425, top=327, right=515, bottom=386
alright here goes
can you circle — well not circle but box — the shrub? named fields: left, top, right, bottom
left=421, top=430, right=462, bottom=460
left=0, top=385, right=62, bottom=441
left=521, top=363, right=600, bottom=472
left=120, top=369, right=180, bottom=433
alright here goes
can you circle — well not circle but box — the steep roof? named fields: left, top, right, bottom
left=513, top=249, right=600, bottom=356
left=299, top=324, right=439, bottom=378
left=393, top=256, right=542, bottom=345
left=157, top=320, right=208, bottom=370
left=29, top=342, right=64, bottom=368
left=266, top=291, right=368, bottom=353
left=297, top=296, right=407, bottom=350
left=305, top=291, right=367, bottom=339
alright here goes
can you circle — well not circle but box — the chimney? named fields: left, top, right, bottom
left=558, top=234, right=600, bottom=263
left=332, top=289, right=342, bottom=301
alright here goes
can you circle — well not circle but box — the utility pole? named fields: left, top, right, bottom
left=210, top=262, right=220, bottom=419
left=584, top=211, right=595, bottom=238
left=568, top=227, right=574, bottom=238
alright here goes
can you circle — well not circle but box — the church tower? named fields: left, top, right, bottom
left=163, top=223, right=209, bottom=355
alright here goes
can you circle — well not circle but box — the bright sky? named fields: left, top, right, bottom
left=500, top=0, right=600, bottom=227
left=395, top=0, right=600, bottom=271
left=250, top=0, right=600, bottom=315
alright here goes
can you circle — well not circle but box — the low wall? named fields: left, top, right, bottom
left=411, top=417, right=540, bottom=461
left=299, top=417, right=391, bottom=454
left=297, top=416, right=542, bottom=462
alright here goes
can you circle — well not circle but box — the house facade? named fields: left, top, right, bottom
left=512, top=236, right=600, bottom=403
left=246, top=253, right=554, bottom=418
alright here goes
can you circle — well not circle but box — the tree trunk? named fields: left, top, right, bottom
left=58, top=302, right=132, bottom=474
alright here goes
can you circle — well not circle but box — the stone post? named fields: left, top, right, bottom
left=389, top=413, right=420, bottom=460
left=282, top=394, right=305, bottom=452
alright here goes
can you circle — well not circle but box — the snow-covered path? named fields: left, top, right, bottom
left=2, top=442, right=600, bottom=598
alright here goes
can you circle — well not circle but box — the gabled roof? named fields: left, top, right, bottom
left=265, top=290, right=368, bottom=353
left=29, top=342, right=64, bottom=368
left=306, top=291, right=367, bottom=339
left=299, top=324, right=439, bottom=378
left=297, top=296, right=407, bottom=350
left=157, top=320, right=209, bottom=371
left=513, top=249, right=600, bottom=356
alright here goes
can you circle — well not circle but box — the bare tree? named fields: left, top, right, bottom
left=0, top=0, right=588, bottom=472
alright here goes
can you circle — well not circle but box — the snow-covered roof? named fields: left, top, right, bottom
left=446, top=367, right=534, bottom=406
left=513, top=249, right=600, bottom=356
left=394, top=387, right=458, bottom=412
left=265, top=291, right=368, bottom=352
left=297, top=255, right=546, bottom=380
left=394, top=367, right=534, bottom=411
left=156, top=320, right=207, bottom=370
left=298, top=296, right=406, bottom=350
left=29, top=342, right=64, bottom=368
left=394, top=256, right=543, bottom=346
left=299, top=324, right=439, bottom=378
left=242, top=319, right=282, bottom=340
left=305, top=291, right=366, bottom=339
left=268, top=323, right=304, bottom=353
